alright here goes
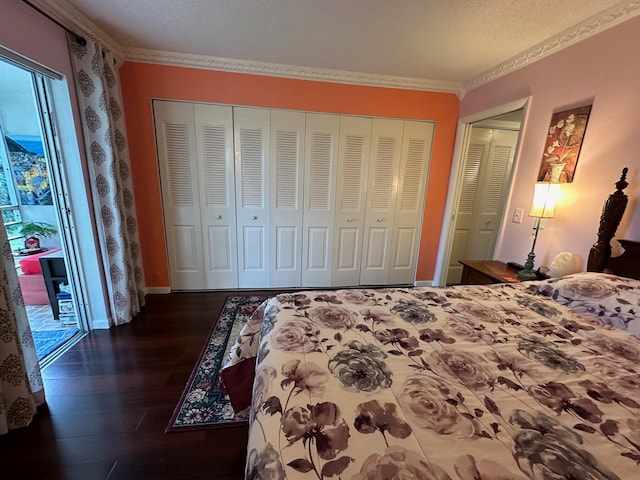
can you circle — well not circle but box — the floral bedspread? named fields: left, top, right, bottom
left=228, top=273, right=640, bottom=479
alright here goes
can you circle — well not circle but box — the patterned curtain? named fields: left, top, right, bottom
left=68, top=34, right=145, bottom=326
left=0, top=222, right=45, bottom=434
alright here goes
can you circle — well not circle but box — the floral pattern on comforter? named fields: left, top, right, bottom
left=235, top=278, right=640, bottom=479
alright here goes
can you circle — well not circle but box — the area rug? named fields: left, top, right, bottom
left=167, top=294, right=268, bottom=432
left=32, top=327, right=81, bottom=360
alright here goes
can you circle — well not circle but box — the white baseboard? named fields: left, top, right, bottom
left=146, top=286, right=171, bottom=294
left=90, top=316, right=112, bottom=330
left=414, top=280, right=435, bottom=287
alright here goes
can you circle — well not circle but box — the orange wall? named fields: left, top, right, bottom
left=119, top=62, right=459, bottom=287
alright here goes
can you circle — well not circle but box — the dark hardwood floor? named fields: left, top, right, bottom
left=0, top=290, right=275, bottom=480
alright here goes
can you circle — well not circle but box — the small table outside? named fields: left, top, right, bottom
left=39, top=249, right=68, bottom=320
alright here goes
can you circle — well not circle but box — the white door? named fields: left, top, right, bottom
left=270, top=110, right=305, bottom=287
left=388, top=121, right=434, bottom=284
left=301, top=114, right=340, bottom=287
left=154, top=100, right=205, bottom=290
left=234, top=107, right=270, bottom=288
left=360, top=119, right=404, bottom=285
left=331, top=116, right=372, bottom=286
left=447, top=127, right=518, bottom=284
left=194, top=104, right=237, bottom=289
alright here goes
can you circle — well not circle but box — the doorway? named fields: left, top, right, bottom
left=434, top=98, right=528, bottom=286
left=0, top=58, right=83, bottom=365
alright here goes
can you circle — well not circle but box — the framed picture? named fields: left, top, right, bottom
left=537, top=104, right=592, bottom=183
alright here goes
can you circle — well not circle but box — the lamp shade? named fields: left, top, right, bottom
left=529, top=182, right=560, bottom=218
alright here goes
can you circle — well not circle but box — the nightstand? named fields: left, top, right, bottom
left=459, top=260, right=523, bottom=285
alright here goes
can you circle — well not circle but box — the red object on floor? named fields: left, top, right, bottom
left=18, top=273, right=48, bottom=305
left=19, top=247, right=62, bottom=274
left=18, top=247, right=63, bottom=305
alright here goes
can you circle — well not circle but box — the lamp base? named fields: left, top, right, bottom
left=517, top=268, right=539, bottom=280
left=517, top=252, right=538, bottom=280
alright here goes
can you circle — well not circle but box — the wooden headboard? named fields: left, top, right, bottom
left=587, top=167, right=640, bottom=280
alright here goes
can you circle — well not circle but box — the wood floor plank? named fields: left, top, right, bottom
left=0, top=290, right=265, bottom=479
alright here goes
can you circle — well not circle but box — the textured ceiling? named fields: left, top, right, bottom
left=53, top=0, right=633, bottom=86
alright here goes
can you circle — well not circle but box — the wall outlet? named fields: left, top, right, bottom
left=512, top=208, right=524, bottom=223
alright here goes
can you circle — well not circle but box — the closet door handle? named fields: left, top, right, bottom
left=250, top=215, right=258, bottom=220
left=376, top=217, right=383, bottom=222
left=216, top=215, right=222, bottom=219
left=347, top=217, right=353, bottom=222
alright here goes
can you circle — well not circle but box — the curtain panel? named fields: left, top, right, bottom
left=0, top=223, right=44, bottom=434
left=69, top=34, right=145, bottom=326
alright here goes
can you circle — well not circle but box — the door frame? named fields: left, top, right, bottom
left=433, top=97, right=531, bottom=286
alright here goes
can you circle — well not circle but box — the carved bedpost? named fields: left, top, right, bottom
left=587, top=167, right=629, bottom=272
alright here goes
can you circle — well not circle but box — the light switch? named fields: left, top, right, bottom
left=512, top=208, right=524, bottom=223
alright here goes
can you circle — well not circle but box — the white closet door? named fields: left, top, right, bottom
left=360, top=119, right=403, bottom=285
left=331, top=116, right=372, bottom=286
left=194, top=104, right=237, bottom=289
left=388, top=121, right=434, bottom=285
left=447, top=128, right=517, bottom=284
left=301, top=114, right=340, bottom=287
left=154, top=100, right=204, bottom=290
left=234, top=107, right=270, bottom=288
left=270, top=110, right=305, bottom=287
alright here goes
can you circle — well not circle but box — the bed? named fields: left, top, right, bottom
left=223, top=169, right=640, bottom=479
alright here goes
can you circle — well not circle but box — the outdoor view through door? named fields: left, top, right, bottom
left=0, top=58, right=81, bottom=365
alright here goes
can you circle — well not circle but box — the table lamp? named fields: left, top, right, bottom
left=518, top=182, right=560, bottom=280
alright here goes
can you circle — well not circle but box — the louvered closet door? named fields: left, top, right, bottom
left=194, top=104, right=237, bottom=289
left=388, top=121, right=434, bottom=285
left=331, top=116, right=372, bottom=286
left=234, top=108, right=271, bottom=288
left=270, top=110, right=305, bottom=287
left=154, top=100, right=205, bottom=290
left=301, top=114, right=340, bottom=287
left=447, top=127, right=518, bottom=284
left=360, top=119, right=404, bottom=286
left=468, top=128, right=518, bottom=259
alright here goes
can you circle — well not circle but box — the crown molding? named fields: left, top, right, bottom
left=122, top=47, right=463, bottom=95
left=35, top=0, right=640, bottom=97
left=463, top=0, right=640, bottom=93
left=31, top=0, right=122, bottom=56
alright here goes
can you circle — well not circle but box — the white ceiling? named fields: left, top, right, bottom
left=47, top=0, right=638, bottom=91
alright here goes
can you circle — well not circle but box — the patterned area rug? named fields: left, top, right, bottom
left=167, top=295, right=268, bottom=432
left=32, top=328, right=81, bottom=360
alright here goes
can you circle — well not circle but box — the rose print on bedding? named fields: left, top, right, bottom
left=308, top=305, right=357, bottom=330
left=431, top=348, right=494, bottom=389
left=390, top=299, right=437, bottom=324
left=589, top=334, right=640, bottom=362
left=398, top=375, right=480, bottom=439
left=514, top=294, right=561, bottom=318
left=444, top=316, right=502, bottom=345
left=454, top=455, right=527, bottom=480
left=453, top=301, right=504, bottom=324
left=338, top=289, right=378, bottom=305
left=516, top=335, right=585, bottom=374
left=352, top=446, right=450, bottom=480
left=270, top=318, right=320, bottom=353
left=245, top=443, right=285, bottom=480
left=510, top=409, right=621, bottom=480
left=328, top=341, right=392, bottom=392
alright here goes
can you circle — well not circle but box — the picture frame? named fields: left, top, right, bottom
left=537, top=104, right=592, bottom=183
